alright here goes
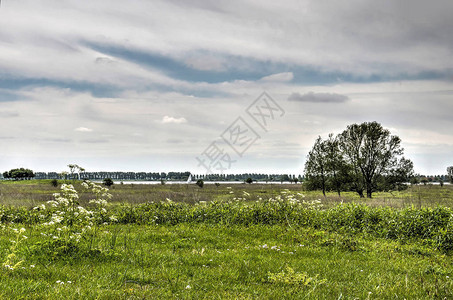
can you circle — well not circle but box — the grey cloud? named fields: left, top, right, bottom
left=95, top=57, right=117, bottom=65
left=288, top=92, right=350, bottom=103
left=41, top=138, right=72, bottom=143
left=0, top=111, right=20, bottom=117
left=80, top=139, right=109, bottom=144
left=166, top=138, right=184, bottom=144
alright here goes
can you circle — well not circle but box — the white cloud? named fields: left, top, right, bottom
left=288, top=92, right=350, bottom=103
left=161, top=116, right=187, bottom=124
left=261, top=72, right=294, bottom=82
left=74, top=127, right=93, bottom=132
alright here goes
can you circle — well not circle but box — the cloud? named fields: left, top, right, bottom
left=161, top=116, right=187, bottom=124
left=74, top=127, right=93, bottom=132
left=0, top=111, right=19, bottom=117
left=0, top=1, right=452, bottom=175
left=288, top=92, right=350, bottom=103
left=167, top=138, right=184, bottom=144
left=80, top=138, right=109, bottom=144
left=260, top=72, right=294, bottom=82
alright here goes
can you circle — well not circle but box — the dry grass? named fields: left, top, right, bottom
left=1, top=180, right=453, bottom=209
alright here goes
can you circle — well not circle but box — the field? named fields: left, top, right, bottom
left=1, top=180, right=453, bottom=299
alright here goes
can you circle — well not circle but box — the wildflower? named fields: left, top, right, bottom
left=30, top=265, right=35, bottom=268
left=185, top=285, right=191, bottom=289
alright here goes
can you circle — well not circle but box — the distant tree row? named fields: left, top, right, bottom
left=29, top=171, right=302, bottom=182
left=2, top=168, right=35, bottom=180
left=304, top=122, right=414, bottom=198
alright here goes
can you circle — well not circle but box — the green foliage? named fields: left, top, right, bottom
left=50, top=179, right=59, bottom=187
left=305, top=122, right=414, bottom=198
left=196, top=179, right=204, bottom=188
left=3, top=168, right=35, bottom=180
left=103, top=178, right=114, bottom=187
left=2, top=227, right=27, bottom=271
left=2, top=188, right=453, bottom=252
left=245, top=177, right=253, bottom=184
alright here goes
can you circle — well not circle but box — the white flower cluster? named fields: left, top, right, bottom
left=41, top=184, right=93, bottom=226
left=266, top=190, right=323, bottom=209
left=82, top=181, right=112, bottom=208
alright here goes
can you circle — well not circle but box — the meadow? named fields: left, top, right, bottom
left=1, top=180, right=453, bottom=299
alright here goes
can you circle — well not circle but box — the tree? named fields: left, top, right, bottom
left=324, top=134, right=349, bottom=197
left=448, top=166, right=453, bottom=184
left=103, top=178, right=114, bottom=187
left=196, top=179, right=204, bottom=188
left=304, top=122, right=414, bottom=198
left=3, top=168, right=35, bottom=180
left=68, top=164, right=85, bottom=181
left=245, top=177, right=253, bottom=184
left=410, top=176, right=420, bottom=185
left=338, top=122, right=413, bottom=198
left=304, top=136, right=329, bottom=196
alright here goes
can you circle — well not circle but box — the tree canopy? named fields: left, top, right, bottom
left=304, top=122, right=414, bottom=198
left=3, top=168, right=35, bottom=180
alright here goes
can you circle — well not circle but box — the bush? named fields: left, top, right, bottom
left=196, top=179, right=204, bottom=188
left=103, top=178, right=114, bottom=187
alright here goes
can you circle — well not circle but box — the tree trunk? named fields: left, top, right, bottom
left=358, top=190, right=365, bottom=198
left=367, top=189, right=372, bottom=198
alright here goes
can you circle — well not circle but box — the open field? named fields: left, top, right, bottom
left=1, top=179, right=453, bottom=208
left=1, top=181, right=453, bottom=298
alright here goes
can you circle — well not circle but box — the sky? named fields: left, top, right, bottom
left=0, top=0, right=452, bottom=175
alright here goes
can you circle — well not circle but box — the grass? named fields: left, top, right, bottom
left=1, top=179, right=453, bottom=208
left=2, top=223, right=453, bottom=299
left=1, top=180, right=453, bottom=298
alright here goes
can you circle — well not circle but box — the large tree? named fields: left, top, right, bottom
left=304, top=122, right=414, bottom=198
left=338, top=122, right=413, bottom=198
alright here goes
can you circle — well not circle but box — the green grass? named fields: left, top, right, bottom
left=2, top=181, right=453, bottom=298
left=2, top=223, right=453, bottom=299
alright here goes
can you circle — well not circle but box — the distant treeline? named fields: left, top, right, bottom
left=0, top=171, right=449, bottom=183
left=27, top=172, right=303, bottom=182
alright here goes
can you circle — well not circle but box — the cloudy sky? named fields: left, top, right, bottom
left=0, top=0, right=452, bottom=175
